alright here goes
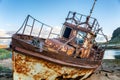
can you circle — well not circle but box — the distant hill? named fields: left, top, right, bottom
left=111, top=27, right=120, bottom=39
left=109, top=35, right=120, bottom=43
left=109, top=27, right=120, bottom=44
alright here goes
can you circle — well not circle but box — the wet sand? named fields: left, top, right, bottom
left=87, top=59, right=120, bottom=80
left=0, top=58, right=12, bottom=69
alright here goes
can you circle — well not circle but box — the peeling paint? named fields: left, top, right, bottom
left=13, top=51, right=94, bottom=80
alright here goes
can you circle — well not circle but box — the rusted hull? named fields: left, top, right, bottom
left=12, top=34, right=101, bottom=69
left=12, top=51, right=95, bottom=80
left=11, top=10, right=106, bottom=80
left=11, top=34, right=103, bottom=79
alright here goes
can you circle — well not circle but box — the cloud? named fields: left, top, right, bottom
left=52, top=26, right=61, bottom=34
left=49, top=26, right=61, bottom=38
left=0, top=29, right=8, bottom=37
left=0, top=26, right=61, bottom=44
left=5, top=24, right=17, bottom=28
left=0, top=29, right=11, bottom=45
left=22, top=26, right=62, bottom=38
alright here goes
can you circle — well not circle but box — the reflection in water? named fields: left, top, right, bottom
left=104, top=49, right=120, bottom=59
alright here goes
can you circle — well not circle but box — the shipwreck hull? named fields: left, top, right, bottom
left=11, top=11, right=107, bottom=80
left=11, top=34, right=102, bottom=80
left=12, top=51, right=96, bottom=80
left=12, top=34, right=101, bottom=69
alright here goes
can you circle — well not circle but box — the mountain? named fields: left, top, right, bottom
left=111, top=27, right=120, bottom=39
left=109, top=27, right=120, bottom=43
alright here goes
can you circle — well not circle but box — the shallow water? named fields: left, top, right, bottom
left=104, top=49, right=120, bottom=59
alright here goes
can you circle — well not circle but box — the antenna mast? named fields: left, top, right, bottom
left=86, top=0, right=97, bottom=28
left=89, top=0, right=97, bottom=17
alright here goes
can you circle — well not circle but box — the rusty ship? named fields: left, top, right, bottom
left=11, top=1, right=108, bottom=80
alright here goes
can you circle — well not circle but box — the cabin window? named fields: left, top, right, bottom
left=75, top=31, right=86, bottom=44
left=63, top=27, right=72, bottom=38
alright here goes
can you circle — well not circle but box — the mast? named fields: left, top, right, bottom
left=89, top=0, right=97, bottom=17
left=86, top=0, right=97, bottom=29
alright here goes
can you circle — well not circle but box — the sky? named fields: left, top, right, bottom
left=0, top=0, right=120, bottom=37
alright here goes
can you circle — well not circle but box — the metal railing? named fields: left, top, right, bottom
left=65, top=11, right=100, bottom=33
left=16, top=15, right=54, bottom=39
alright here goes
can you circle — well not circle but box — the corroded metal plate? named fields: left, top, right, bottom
left=12, top=51, right=94, bottom=80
